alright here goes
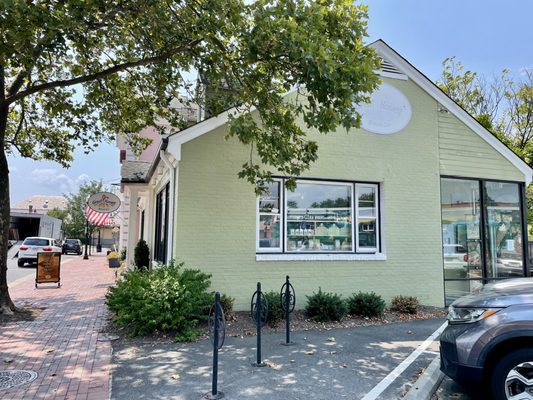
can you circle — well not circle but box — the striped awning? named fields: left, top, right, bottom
left=85, top=204, right=115, bottom=226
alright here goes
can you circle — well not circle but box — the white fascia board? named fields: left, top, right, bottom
left=370, top=40, right=533, bottom=185
left=165, top=89, right=297, bottom=161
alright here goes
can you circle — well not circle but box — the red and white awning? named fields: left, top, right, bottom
left=85, top=204, right=116, bottom=227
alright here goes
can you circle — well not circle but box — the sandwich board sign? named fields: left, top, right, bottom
left=36, top=252, right=61, bottom=288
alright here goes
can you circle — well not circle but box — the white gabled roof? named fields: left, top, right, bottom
left=370, top=40, right=532, bottom=185
left=166, top=39, right=533, bottom=185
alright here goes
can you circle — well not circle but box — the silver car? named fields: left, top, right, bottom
left=440, top=278, right=533, bottom=400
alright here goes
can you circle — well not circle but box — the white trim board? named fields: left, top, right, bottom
left=369, top=40, right=532, bottom=185
left=164, top=39, right=532, bottom=185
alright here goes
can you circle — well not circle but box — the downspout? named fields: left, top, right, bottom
left=160, top=146, right=175, bottom=263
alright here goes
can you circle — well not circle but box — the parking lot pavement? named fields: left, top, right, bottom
left=112, top=319, right=446, bottom=400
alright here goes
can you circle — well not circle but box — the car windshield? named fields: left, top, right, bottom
left=66, top=240, right=78, bottom=244
left=24, top=239, right=50, bottom=246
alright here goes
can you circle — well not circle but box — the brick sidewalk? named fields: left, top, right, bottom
left=0, top=252, right=116, bottom=400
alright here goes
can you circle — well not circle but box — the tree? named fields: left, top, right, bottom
left=62, top=181, right=104, bottom=240
left=0, top=0, right=379, bottom=314
left=437, top=57, right=533, bottom=163
left=438, top=59, right=533, bottom=232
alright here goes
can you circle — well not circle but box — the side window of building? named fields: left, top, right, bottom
left=257, top=181, right=282, bottom=252
left=256, top=179, right=380, bottom=254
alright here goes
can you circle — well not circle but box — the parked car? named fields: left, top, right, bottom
left=62, top=239, right=82, bottom=255
left=440, top=277, right=533, bottom=400
left=18, top=237, right=62, bottom=267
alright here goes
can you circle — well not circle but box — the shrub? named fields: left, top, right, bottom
left=106, top=261, right=212, bottom=341
left=219, top=293, right=235, bottom=320
left=390, top=295, right=419, bottom=314
left=264, top=290, right=283, bottom=325
left=134, top=239, right=150, bottom=270
left=346, top=291, right=386, bottom=318
left=120, top=248, right=127, bottom=261
left=305, top=288, right=347, bottom=322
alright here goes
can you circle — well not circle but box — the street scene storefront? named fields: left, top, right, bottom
left=118, top=40, right=532, bottom=309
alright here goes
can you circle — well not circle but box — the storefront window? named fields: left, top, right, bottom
left=286, top=182, right=352, bottom=252
left=256, top=179, right=380, bottom=254
left=484, top=181, right=524, bottom=279
left=441, top=177, right=526, bottom=305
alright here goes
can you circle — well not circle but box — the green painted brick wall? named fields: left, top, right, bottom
left=172, top=77, right=524, bottom=311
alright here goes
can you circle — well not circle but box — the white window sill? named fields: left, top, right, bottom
left=256, top=253, right=387, bottom=262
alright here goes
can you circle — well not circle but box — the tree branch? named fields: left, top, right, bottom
left=7, top=39, right=204, bottom=105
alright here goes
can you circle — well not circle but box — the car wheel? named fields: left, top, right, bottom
left=490, top=348, right=533, bottom=400
left=18, top=260, right=24, bottom=267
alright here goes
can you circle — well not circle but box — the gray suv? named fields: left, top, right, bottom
left=440, top=278, right=533, bottom=399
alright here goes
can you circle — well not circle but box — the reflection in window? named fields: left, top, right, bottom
left=257, top=182, right=281, bottom=251
left=485, top=181, right=524, bottom=279
left=286, top=182, right=352, bottom=252
left=357, top=186, right=378, bottom=251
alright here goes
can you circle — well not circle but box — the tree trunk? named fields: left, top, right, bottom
left=0, top=105, right=17, bottom=315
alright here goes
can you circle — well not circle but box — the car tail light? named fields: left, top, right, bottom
left=464, top=255, right=468, bottom=262
left=20, top=247, right=28, bottom=251
left=42, top=248, right=52, bottom=252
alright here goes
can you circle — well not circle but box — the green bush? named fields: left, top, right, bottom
left=264, top=290, right=283, bottom=325
left=346, top=291, right=386, bottom=318
left=305, top=288, right=347, bottom=322
left=106, top=261, right=212, bottom=341
left=219, top=293, right=235, bottom=320
left=120, top=248, right=127, bottom=261
left=133, top=239, right=150, bottom=270
left=390, top=295, right=419, bottom=314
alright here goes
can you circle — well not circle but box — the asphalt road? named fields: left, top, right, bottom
left=112, top=319, right=446, bottom=400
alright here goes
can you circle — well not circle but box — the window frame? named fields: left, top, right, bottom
left=256, top=178, right=381, bottom=255
left=256, top=179, right=283, bottom=253
left=355, top=183, right=380, bottom=253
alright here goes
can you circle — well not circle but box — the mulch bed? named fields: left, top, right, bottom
left=103, top=306, right=447, bottom=345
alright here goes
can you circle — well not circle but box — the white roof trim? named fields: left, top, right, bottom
left=370, top=40, right=533, bottom=185
left=165, top=39, right=532, bottom=185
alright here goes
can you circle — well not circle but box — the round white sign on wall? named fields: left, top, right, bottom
left=87, top=192, right=121, bottom=213
left=356, top=82, right=412, bottom=135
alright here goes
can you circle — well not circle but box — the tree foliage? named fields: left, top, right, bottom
left=62, top=180, right=104, bottom=240
left=0, top=0, right=380, bottom=314
left=438, top=58, right=533, bottom=232
left=437, top=57, right=533, bottom=165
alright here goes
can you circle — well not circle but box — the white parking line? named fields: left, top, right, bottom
left=361, top=321, right=448, bottom=400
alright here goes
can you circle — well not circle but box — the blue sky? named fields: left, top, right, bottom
left=7, top=0, right=533, bottom=203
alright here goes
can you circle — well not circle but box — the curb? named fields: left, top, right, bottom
left=404, top=356, right=444, bottom=400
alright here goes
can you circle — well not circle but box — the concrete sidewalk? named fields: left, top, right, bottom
left=0, top=251, right=116, bottom=400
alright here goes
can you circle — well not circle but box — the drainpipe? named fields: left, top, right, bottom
left=160, top=149, right=175, bottom=263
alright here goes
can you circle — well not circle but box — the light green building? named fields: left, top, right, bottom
left=120, top=41, right=532, bottom=309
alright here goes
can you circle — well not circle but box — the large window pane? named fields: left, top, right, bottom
left=286, top=182, right=352, bottom=252
left=257, top=182, right=281, bottom=251
left=357, top=185, right=378, bottom=251
left=484, top=181, right=524, bottom=278
left=441, top=179, right=483, bottom=290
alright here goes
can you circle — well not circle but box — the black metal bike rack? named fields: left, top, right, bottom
left=251, top=282, right=268, bottom=367
left=203, top=292, right=226, bottom=399
left=280, top=275, right=296, bottom=346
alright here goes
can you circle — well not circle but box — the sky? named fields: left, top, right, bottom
left=7, top=0, right=533, bottom=204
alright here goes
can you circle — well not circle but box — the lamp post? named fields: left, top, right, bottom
left=83, top=217, right=89, bottom=260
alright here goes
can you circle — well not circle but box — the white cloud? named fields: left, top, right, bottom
left=30, top=169, right=91, bottom=194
